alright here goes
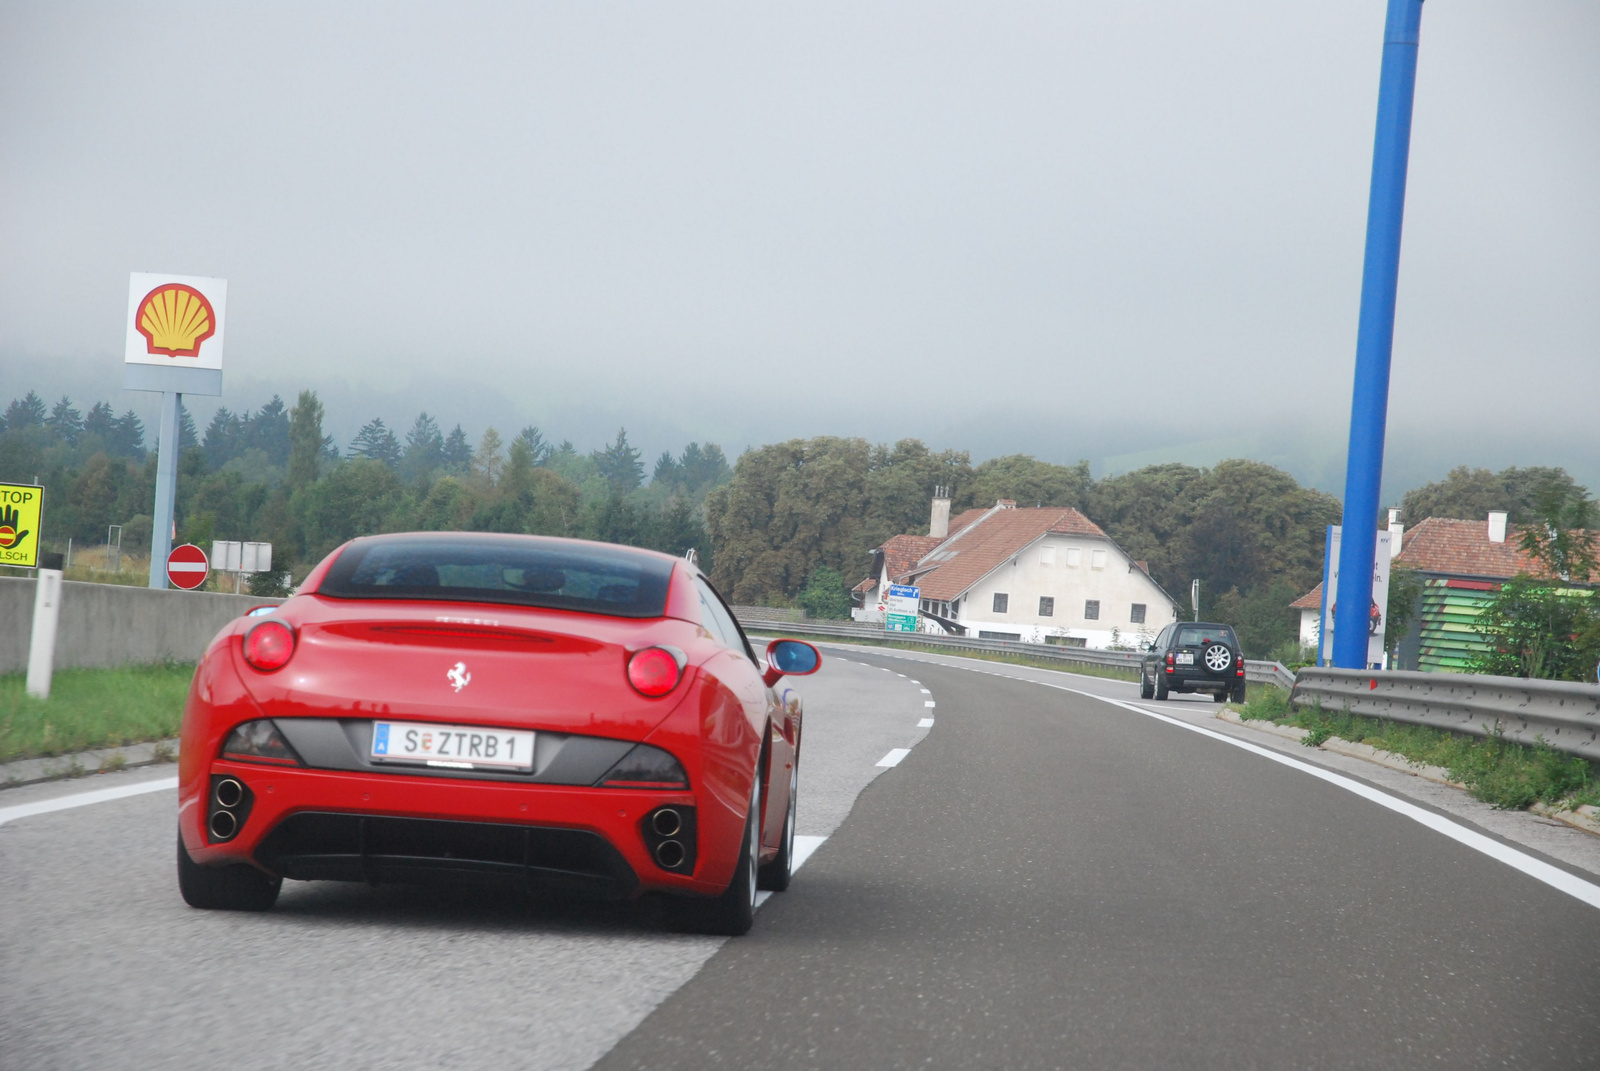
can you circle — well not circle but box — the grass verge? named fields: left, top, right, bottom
left=1233, top=685, right=1600, bottom=812
left=0, top=663, right=194, bottom=764
left=744, top=629, right=1140, bottom=682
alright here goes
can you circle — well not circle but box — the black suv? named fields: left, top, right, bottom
left=1139, top=621, right=1246, bottom=703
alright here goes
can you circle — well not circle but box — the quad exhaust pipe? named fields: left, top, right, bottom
left=214, top=778, right=245, bottom=809
left=209, top=809, right=238, bottom=840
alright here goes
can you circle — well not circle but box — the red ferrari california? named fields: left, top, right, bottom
left=176, top=532, right=820, bottom=935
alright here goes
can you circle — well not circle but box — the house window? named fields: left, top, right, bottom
left=979, top=630, right=1021, bottom=641
left=1066, top=548, right=1081, bottom=567
left=1084, top=600, right=1100, bottom=620
left=1040, top=546, right=1056, bottom=566
left=1039, top=596, right=1054, bottom=617
left=1091, top=549, right=1107, bottom=570
left=1130, top=603, right=1147, bottom=624
left=993, top=593, right=1009, bottom=613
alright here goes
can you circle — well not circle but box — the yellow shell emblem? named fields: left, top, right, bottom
left=135, top=284, right=216, bottom=358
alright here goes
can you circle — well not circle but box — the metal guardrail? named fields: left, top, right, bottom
left=736, top=615, right=1296, bottom=688
left=1290, top=668, right=1600, bottom=762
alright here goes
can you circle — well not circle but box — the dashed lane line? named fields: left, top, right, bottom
left=918, top=718, right=935, bottom=728
left=875, top=748, right=913, bottom=768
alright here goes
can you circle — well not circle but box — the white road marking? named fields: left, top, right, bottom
left=875, top=748, right=912, bottom=768
left=920, top=688, right=931, bottom=694
left=0, top=777, right=178, bottom=826
left=755, top=835, right=829, bottom=908
left=1051, top=686, right=1600, bottom=913
left=918, top=718, right=935, bottom=728
left=924, top=700, right=936, bottom=708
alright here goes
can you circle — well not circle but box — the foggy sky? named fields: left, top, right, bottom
left=2, top=2, right=1597, bottom=498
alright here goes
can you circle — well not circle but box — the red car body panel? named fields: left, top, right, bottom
left=179, top=535, right=808, bottom=900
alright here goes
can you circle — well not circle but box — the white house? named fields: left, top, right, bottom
left=853, top=496, right=1181, bottom=649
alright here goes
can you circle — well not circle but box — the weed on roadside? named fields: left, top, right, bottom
left=1232, top=686, right=1599, bottom=811
left=0, top=663, right=194, bottom=764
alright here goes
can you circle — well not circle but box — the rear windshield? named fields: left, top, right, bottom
left=319, top=535, right=674, bottom=618
left=1176, top=625, right=1238, bottom=647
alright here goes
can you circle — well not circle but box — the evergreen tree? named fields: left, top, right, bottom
left=248, top=396, right=292, bottom=466
left=441, top=425, right=473, bottom=474
left=402, top=412, right=445, bottom=481
left=178, top=400, right=200, bottom=451
left=652, top=450, right=681, bottom=488
left=111, top=410, right=146, bottom=459
left=287, top=390, right=326, bottom=489
left=84, top=402, right=116, bottom=444
left=47, top=396, right=83, bottom=445
left=348, top=418, right=402, bottom=467
left=203, top=408, right=242, bottom=469
left=593, top=428, right=644, bottom=494
left=514, top=426, right=552, bottom=467
left=4, top=391, right=47, bottom=429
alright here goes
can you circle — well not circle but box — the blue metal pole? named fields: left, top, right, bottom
left=147, top=390, right=180, bottom=589
left=1333, top=0, right=1424, bottom=669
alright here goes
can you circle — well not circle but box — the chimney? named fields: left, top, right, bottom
left=996, top=499, right=1016, bottom=509
left=1387, top=508, right=1404, bottom=559
left=929, top=486, right=951, bottom=539
left=1488, top=510, right=1508, bottom=544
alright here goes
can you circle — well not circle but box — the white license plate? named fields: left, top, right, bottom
left=371, top=721, right=534, bottom=771
left=1175, top=652, right=1195, bottom=665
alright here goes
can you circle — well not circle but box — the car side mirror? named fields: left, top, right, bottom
left=764, top=639, right=821, bottom=688
left=1147, top=643, right=1156, bottom=651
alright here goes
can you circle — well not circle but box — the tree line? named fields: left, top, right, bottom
left=0, top=389, right=729, bottom=593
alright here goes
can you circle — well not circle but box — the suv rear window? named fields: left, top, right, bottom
left=1175, top=625, right=1238, bottom=647
left=319, top=534, right=674, bottom=618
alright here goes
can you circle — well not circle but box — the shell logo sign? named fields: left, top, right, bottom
left=124, top=272, right=228, bottom=371
left=135, top=284, right=216, bottom=357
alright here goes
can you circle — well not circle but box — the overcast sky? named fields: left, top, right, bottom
left=2, top=2, right=1596, bottom=496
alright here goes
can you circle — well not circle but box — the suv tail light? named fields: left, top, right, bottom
left=628, top=646, right=686, bottom=697
left=242, top=620, right=296, bottom=672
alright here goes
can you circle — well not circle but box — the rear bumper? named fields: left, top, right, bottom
left=182, top=760, right=727, bottom=897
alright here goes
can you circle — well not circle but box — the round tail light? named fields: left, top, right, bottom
left=242, top=620, right=296, bottom=672
left=628, top=647, right=683, bottom=697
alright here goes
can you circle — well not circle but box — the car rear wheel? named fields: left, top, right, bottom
left=176, top=832, right=281, bottom=911
left=1154, top=674, right=1169, bottom=701
left=1212, top=689, right=1228, bottom=703
left=758, top=759, right=798, bottom=892
left=678, top=772, right=759, bottom=936
left=1231, top=681, right=1248, bottom=704
left=1139, top=669, right=1155, bottom=700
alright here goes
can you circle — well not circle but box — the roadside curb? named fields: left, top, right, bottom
left=0, top=738, right=180, bottom=790
left=1215, top=708, right=1600, bottom=839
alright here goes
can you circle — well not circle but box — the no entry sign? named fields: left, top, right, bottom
left=166, top=543, right=209, bottom=590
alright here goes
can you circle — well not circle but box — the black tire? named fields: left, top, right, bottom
left=1139, top=669, right=1155, bottom=700
left=1231, top=681, right=1248, bottom=704
left=678, top=773, right=760, bottom=936
left=1212, top=689, right=1228, bottom=703
left=177, top=833, right=281, bottom=911
left=758, top=759, right=798, bottom=892
left=1154, top=674, right=1170, bottom=701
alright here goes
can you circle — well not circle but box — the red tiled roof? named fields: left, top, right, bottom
left=1290, top=582, right=1323, bottom=610
left=1395, top=517, right=1546, bottom=580
left=898, top=506, right=1110, bottom=601
left=880, top=534, right=944, bottom=587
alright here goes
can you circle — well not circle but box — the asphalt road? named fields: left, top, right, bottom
left=7, top=648, right=1600, bottom=1069
left=594, top=649, right=1600, bottom=1070
left=0, top=655, right=930, bottom=1071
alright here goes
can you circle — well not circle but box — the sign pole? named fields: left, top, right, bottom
left=147, top=390, right=182, bottom=589
left=1333, top=0, right=1425, bottom=670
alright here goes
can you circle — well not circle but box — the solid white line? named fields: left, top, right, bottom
left=918, top=718, right=935, bottom=728
left=875, top=748, right=912, bottom=768
left=0, top=777, right=178, bottom=826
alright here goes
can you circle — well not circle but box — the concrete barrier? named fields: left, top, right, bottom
left=1, top=577, right=284, bottom=674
